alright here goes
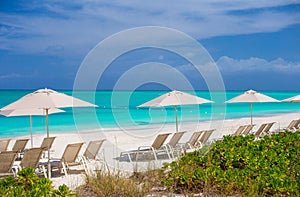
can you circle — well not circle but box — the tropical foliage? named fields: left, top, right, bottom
left=0, top=168, right=76, bottom=197
left=162, top=131, right=300, bottom=196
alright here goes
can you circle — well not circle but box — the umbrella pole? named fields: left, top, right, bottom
left=30, top=115, right=33, bottom=148
left=45, top=108, right=51, bottom=179
left=250, top=103, right=253, bottom=125
left=174, top=105, right=178, bottom=132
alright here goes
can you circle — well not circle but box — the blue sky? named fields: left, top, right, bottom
left=0, top=0, right=299, bottom=91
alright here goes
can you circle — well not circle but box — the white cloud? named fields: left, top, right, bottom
left=217, top=56, right=300, bottom=74
left=0, top=73, right=24, bottom=80
left=0, top=0, right=299, bottom=57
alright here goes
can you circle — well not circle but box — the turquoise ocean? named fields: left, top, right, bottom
left=0, top=90, right=299, bottom=137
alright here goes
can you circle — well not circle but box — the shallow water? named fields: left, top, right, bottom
left=0, top=90, right=299, bottom=137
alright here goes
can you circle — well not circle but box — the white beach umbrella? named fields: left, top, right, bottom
left=226, top=89, right=280, bottom=124
left=282, top=95, right=300, bottom=102
left=0, top=108, right=64, bottom=148
left=138, top=90, right=213, bottom=132
left=0, top=88, right=97, bottom=178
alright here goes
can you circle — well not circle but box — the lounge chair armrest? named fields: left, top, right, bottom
left=49, top=158, right=61, bottom=161
left=137, top=146, right=152, bottom=151
left=161, top=144, right=171, bottom=150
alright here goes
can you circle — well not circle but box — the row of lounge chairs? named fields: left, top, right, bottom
left=120, top=129, right=215, bottom=162
left=120, top=119, right=300, bottom=163
left=0, top=138, right=106, bottom=179
left=0, top=147, right=45, bottom=177
left=233, top=122, right=275, bottom=138
left=0, top=138, right=29, bottom=155
left=232, top=118, right=300, bottom=139
left=0, top=137, right=56, bottom=160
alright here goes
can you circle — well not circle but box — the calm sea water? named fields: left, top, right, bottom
left=0, top=90, right=299, bottom=137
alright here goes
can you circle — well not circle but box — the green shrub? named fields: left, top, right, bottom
left=162, top=131, right=300, bottom=196
left=0, top=167, right=76, bottom=197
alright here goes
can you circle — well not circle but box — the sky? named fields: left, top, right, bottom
left=0, top=0, right=300, bottom=91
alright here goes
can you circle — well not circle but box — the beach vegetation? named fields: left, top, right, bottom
left=162, top=131, right=300, bottom=196
left=78, top=170, right=148, bottom=196
left=0, top=167, right=76, bottom=197
left=79, top=131, right=299, bottom=196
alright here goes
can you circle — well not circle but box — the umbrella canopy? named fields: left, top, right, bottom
left=226, top=89, right=280, bottom=124
left=0, top=88, right=97, bottom=178
left=282, top=95, right=300, bottom=102
left=139, top=90, right=212, bottom=107
left=1, top=88, right=97, bottom=110
left=0, top=108, right=64, bottom=148
left=138, top=90, right=212, bottom=131
left=0, top=108, right=64, bottom=117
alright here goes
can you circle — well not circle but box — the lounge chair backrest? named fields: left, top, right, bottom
left=243, top=125, right=255, bottom=136
left=188, top=131, right=205, bottom=147
left=294, top=119, right=300, bottom=129
left=40, top=137, right=56, bottom=150
left=286, top=120, right=298, bottom=130
left=255, top=123, right=267, bottom=136
left=61, top=142, right=84, bottom=164
left=20, top=148, right=43, bottom=169
left=151, top=133, right=171, bottom=149
left=199, top=130, right=214, bottom=144
left=264, top=122, right=275, bottom=133
left=168, top=132, right=186, bottom=148
left=234, top=125, right=246, bottom=136
left=12, top=139, right=29, bottom=152
left=0, top=151, right=17, bottom=173
left=84, top=139, right=105, bottom=160
left=0, top=139, right=11, bottom=152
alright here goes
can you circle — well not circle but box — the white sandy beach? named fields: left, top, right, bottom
left=5, top=111, right=300, bottom=190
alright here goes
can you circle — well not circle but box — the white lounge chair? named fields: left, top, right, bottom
left=163, top=131, right=186, bottom=158
left=14, top=148, right=44, bottom=176
left=80, top=139, right=106, bottom=173
left=120, top=133, right=171, bottom=162
left=44, top=142, right=85, bottom=178
left=0, top=151, right=18, bottom=177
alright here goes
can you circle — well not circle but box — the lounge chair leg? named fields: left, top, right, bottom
left=79, top=156, right=89, bottom=174
left=135, top=152, right=140, bottom=162
left=41, top=165, right=47, bottom=178
left=151, top=149, right=157, bottom=161
left=165, top=146, right=172, bottom=159
left=62, top=162, right=68, bottom=178
left=128, top=153, right=133, bottom=163
left=82, top=160, right=88, bottom=175
left=11, top=168, right=17, bottom=177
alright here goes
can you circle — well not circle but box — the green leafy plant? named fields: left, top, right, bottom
left=0, top=167, right=77, bottom=197
left=53, top=184, right=77, bottom=197
left=162, top=131, right=300, bottom=196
